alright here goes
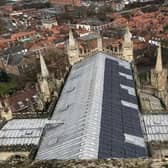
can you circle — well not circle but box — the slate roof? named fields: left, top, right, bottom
left=0, top=46, right=25, bottom=65
left=36, top=52, right=147, bottom=160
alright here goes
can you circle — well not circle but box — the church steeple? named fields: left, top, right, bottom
left=67, top=28, right=79, bottom=65
left=151, top=41, right=167, bottom=96
left=155, top=42, right=163, bottom=73
left=122, top=22, right=133, bottom=62
left=69, top=29, right=75, bottom=48
left=124, top=22, right=132, bottom=43
left=97, top=31, right=103, bottom=51
left=39, top=51, right=49, bottom=78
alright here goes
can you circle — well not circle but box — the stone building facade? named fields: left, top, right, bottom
left=0, top=88, right=44, bottom=120
left=122, top=25, right=134, bottom=62
left=37, top=52, right=58, bottom=103
left=136, top=42, right=168, bottom=112
left=66, top=26, right=134, bottom=65
left=49, top=0, right=81, bottom=6
left=150, top=42, right=167, bottom=99
left=66, top=29, right=80, bottom=65
left=0, top=51, right=65, bottom=120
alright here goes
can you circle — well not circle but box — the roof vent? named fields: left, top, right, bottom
left=58, top=104, right=70, bottom=112
left=47, top=137, right=58, bottom=146
left=66, top=87, right=75, bottom=93
left=25, top=130, right=33, bottom=136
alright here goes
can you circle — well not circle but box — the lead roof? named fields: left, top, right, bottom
left=36, top=52, right=147, bottom=160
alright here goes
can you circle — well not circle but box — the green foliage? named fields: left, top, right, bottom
left=163, top=25, right=168, bottom=32
left=162, top=164, right=168, bottom=168
left=0, top=71, right=10, bottom=82
left=0, top=72, right=17, bottom=95
left=139, top=72, right=147, bottom=82
left=0, top=20, right=7, bottom=34
left=0, top=80, right=17, bottom=95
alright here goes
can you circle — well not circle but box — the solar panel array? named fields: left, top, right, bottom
left=98, top=58, right=147, bottom=158
left=36, top=52, right=147, bottom=160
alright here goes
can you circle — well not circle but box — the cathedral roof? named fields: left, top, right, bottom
left=36, top=52, right=147, bottom=160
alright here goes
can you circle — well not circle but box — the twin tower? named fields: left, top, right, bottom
left=38, top=26, right=134, bottom=104
left=66, top=25, right=134, bottom=65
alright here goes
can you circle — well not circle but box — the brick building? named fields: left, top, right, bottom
left=49, top=0, right=81, bottom=6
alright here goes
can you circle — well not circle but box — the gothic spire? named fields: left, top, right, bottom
left=69, top=29, right=75, bottom=47
left=155, top=42, right=163, bottom=73
left=124, top=22, right=132, bottom=43
left=39, top=50, right=49, bottom=77
left=96, top=30, right=102, bottom=50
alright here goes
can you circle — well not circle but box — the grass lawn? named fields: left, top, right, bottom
left=0, top=79, right=18, bottom=95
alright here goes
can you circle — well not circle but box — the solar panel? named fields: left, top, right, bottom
left=36, top=53, right=147, bottom=160
left=119, top=66, right=132, bottom=75
left=98, top=58, right=147, bottom=158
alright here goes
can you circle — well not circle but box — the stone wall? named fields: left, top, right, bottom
left=1, top=159, right=168, bottom=168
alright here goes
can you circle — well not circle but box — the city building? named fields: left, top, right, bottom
left=42, top=19, right=58, bottom=30
left=66, top=29, right=80, bottom=65
left=0, top=88, right=44, bottom=120
left=37, top=51, right=58, bottom=103
left=66, top=26, right=134, bottom=65
left=122, top=24, right=134, bottom=62
left=49, top=0, right=81, bottom=6
left=150, top=42, right=167, bottom=99
left=137, top=42, right=168, bottom=112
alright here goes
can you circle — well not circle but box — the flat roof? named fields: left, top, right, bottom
left=36, top=52, right=147, bottom=160
left=78, top=33, right=100, bottom=41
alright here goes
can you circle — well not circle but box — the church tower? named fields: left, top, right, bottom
left=122, top=24, right=133, bottom=62
left=97, top=33, right=103, bottom=51
left=151, top=42, right=167, bottom=97
left=0, top=98, right=12, bottom=120
left=67, top=29, right=80, bottom=65
left=37, top=51, right=56, bottom=103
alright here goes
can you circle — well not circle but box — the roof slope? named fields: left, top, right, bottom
left=0, top=119, right=57, bottom=146
left=143, top=115, right=168, bottom=142
left=36, top=52, right=147, bottom=160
